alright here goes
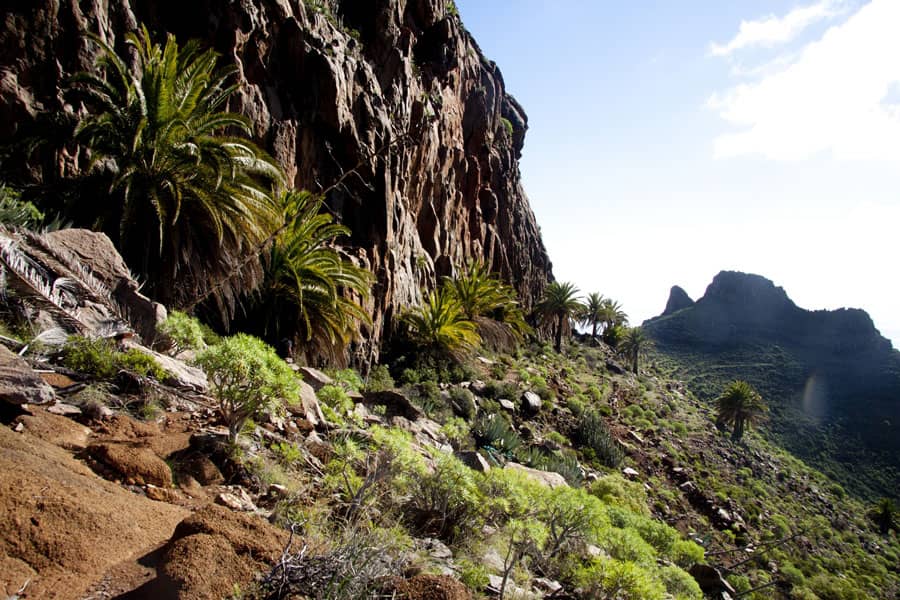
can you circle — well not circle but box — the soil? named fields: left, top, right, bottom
left=386, top=574, right=473, bottom=600
left=0, top=425, right=188, bottom=599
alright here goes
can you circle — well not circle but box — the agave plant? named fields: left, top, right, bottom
left=70, top=27, right=283, bottom=312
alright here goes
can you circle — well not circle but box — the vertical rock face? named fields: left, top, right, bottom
left=0, top=0, right=552, bottom=360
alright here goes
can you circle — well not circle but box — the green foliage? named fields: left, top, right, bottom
left=575, top=409, right=624, bottom=468
left=195, top=333, right=299, bottom=440
left=571, top=556, right=667, bottom=600
left=0, top=185, right=43, bottom=228
left=156, top=310, right=206, bottom=355
left=60, top=336, right=165, bottom=380
left=270, top=441, right=302, bottom=467
left=365, top=364, right=394, bottom=392
left=457, top=558, right=488, bottom=590
left=402, top=288, right=481, bottom=360
left=443, top=261, right=531, bottom=350
left=869, top=497, right=898, bottom=534
left=603, top=324, right=626, bottom=348
left=328, top=368, right=364, bottom=393
left=537, top=281, right=582, bottom=352
left=500, top=116, right=514, bottom=137
left=618, top=327, right=652, bottom=374
left=71, top=27, right=283, bottom=310
left=406, top=453, right=482, bottom=541
left=448, top=386, right=477, bottom=419
left=318, top=384, right=355, bottom=421
left=589, top=474, right=650, bottom=516
left=658, top=565, right=703, bottom=600
left=256, top=190, right=372, bottom=361
left=715, top=380, right=768, bottom=441
left=472, top=413, right=521, bottom=455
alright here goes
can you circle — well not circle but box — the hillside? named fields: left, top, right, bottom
left=643, top=271, right=900, bottom=500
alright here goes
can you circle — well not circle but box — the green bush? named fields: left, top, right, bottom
left=365, top=364, right=394, bottom=392
left=448, top=387, right=477, bottom=419
left=195, top=334, right=299, bottom=440
left=60, top=336, right=166, bottom=380
left=658, top=565, right=703, bottom=600
left=156, top=310, right=206, bottom=355
left=328, top=368, right=364, bottom=392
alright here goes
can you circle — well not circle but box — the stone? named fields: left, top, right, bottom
left=456, top=451, right=491, bottom=472
left=45, top=402, right=82, bottom=416
left=622, top=467, right=640, bottom=479
left=88, top=442, right=174, bottom=487
left=605, top=360, right=627, bottom=375
left=498, top=398, right=516, bottom=412
left=365, top=390, right=424, bottom=421
left=533, top=578, right=563, bottom=594
left=505, top=462, right=569, bottom=488
left=628, top=430, right=645, bottom=445
left=298, top=366, right=333, bottom=391
left=123, top=343, right=208, bottom=392
left=469, top=380, right=487, bottom=395
left=215, top=488, right=257, bottom=512
left=0, top=345, right=55, bottom=405
left=520, top=391, right=542, bottom=414
left=184, top=455, right=225, bottom=486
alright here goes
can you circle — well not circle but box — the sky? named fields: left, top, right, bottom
left=455, top=0, right=900, bottom=347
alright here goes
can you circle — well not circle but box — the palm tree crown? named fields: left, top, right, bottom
left=255, top=190, right=372, bottom=363
left=715, top=380, right=768, bottom=441
left=537, top=281, right=582, bottom=352
left=71, top=27, right=283, bottom=311
left=580, top=292, right=606, bottom=340
left=403, top=288, right=481, bottom=360
left=618, top=326, right=651, bottom=374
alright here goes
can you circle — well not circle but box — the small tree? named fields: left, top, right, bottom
left=618, top=326, right=651, bottom=374
left=870, top=498, right=898, bottom=535
left=195, top=333, right=299, bottom=440
left=715, top=380, right=767, bottom=441
left=537, top=281, right=582, bottom=352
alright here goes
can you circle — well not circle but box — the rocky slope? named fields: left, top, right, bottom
left=0, top=0, right=552, bottom=361
left=644, top=271, right=900, bottom=499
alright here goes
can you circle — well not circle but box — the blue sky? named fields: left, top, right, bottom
left=455, top=0, right=900, bottom=346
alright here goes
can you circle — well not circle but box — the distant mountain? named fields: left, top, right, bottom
left=644, top=271, right=900, bottom=499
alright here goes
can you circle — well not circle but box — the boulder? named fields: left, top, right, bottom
left=456, top=451, right=491, bottom=472
left=365, top=390, right=424, bottom=421
left=87, top=442, right=174, bottom=487
left=605, top=360, right=627, bottom=375
left=689, top=564, right=736, bottom=596
left=498, top=398, right=516, bottom=412
left=299, top=366, right=333, bottom=391
left=520, top=391, right=542, bottom=414
left=0, top=345, right=55, bottom=405
left=505, top=462, right=569, bottom=488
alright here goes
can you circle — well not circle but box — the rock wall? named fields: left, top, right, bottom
left=0, top=0, right=552, bottom=361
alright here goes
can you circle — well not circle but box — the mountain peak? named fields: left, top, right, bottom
left=701, top=271, right=794, bottom=311
left=662, top=285, right=694, bottom=315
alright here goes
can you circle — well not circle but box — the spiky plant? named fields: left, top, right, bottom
left=472, top=413, right=521, bottom=455
left=254, top=190, right=371, bottom=363
left=402, top=288, right=481, bottom=360
left=70, top=27, right=283, bottom=313
left=536, top=281, right=582, bottom=352
left=575, top=410, right=624, bottom=468
left=715, top=380, right=768, bottom=441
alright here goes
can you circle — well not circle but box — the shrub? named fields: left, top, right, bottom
left=483, top=379, right=518, bottom=400
left=589, top=474, right=649, bottom=516
left=572, top=556, right=666, bottom=600
left=575, top=410, right=624, bottom=468
left=329, top=368, right=364, bottom=393
left=365, top=364, right=394, bottom=392
left=448, top=387, right=477, bottom=419
left=195, top=334, right=299, bottom=440
left=658, top=565, right=703, bottom=600
left=156, top=310, right=206, bottom=355
left=407, top=453, right=483, bottom=541
left=60, top=336, right=166, bottom=380
left=472, top=413, right=521, bottom=455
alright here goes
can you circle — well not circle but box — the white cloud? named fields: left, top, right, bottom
left=710, top=1, right=843, bottom=56
left=709, top=0, right=900, bottom=161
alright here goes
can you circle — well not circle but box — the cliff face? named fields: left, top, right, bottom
left=0, top=0, right=552, bottom=360
left=644, top=271, right=900, bottom=498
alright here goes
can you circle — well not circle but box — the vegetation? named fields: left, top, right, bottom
left=0, top=184, right=43, bottom=228
left=401, top=288, right=480, bottom=360
left=715, top=380, right=768, bottom=441
left=619, top=326, right=652, bottom=374
left=60, top=335, right=166, bottom=380
left=156, top=311, right=206, bottom=356
left=251, top=190, right=371, bottom=362
left=68, top=27, right=283, bottom=312
left=580, top=292, right=606, bottom=340
left=537, top=281, right=582, bottom=352
left=195, top=333, right=299, bottom=440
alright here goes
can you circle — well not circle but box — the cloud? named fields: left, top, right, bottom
left=710, top=1, right=843, bottom=56
left=709, top=0, right=900, bottom=161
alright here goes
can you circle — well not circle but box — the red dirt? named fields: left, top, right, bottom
left=386, top=574, right=473, bottom=600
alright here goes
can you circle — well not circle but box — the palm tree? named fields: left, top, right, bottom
left=444, top=261, right=531, bottom=348
left=618, top=326, right=651, bottom=374
left=70, top=27, right=283, bottom=312
left=715, top=380, right=768, bottom=441
left=254, top=190, right=372, bottom=362
left=580, top=292, right=606, bottom=341
left=402, top=288, right=481, bottom=360
left=870, top=498, right=898, bottom=535
left=600, top=298, right=628, bottom=332
left=537, top=281, right=582, bottom=352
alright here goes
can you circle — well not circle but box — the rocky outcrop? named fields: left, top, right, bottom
left=644, top=270, right=900, bottom=498
left=662, top=285, right=693, bottom=316
left=0, top=0, right=553, bottom=362
left=0, top=345, right=55, bottom=405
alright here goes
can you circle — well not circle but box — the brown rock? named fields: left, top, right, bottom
left=183, top=454, right=224, bottom=486
left=88, top=442, right=174, bottom=487
left=0, top=345, right=55, bottom=405
left=14, top=407, right=91, bottom=450
left=158, top=533, right=254, bottom=600
left=169, top=503, right=288, bottom=562
left=384, top=574, right=472, bottom=600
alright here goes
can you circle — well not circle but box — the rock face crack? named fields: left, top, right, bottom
left=1, top=0, right=553, bottom=362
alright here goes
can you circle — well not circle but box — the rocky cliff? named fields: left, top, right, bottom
left=0, top=0, right=552, bottom=361
left=644, top=271, right=900, bottom=499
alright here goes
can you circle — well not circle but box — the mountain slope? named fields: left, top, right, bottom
left=643, top=271, right=900, bottom=500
